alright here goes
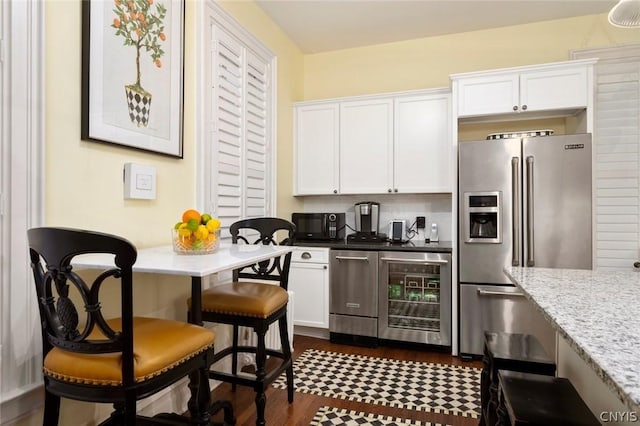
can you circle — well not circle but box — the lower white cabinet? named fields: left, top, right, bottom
left=288, top=247, right=329, bottom=329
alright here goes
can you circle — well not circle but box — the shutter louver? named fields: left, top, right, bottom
left=595, top=62, right=640, bottom=270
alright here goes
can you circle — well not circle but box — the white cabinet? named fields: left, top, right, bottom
left=453, top=60, right=593, bottom=118
left=288, top=247, right=329, bottom=329
left=394, top=92, right=451, bottom=193
left=294, top=103, right=339, bottom=195
left=339, top=98, right=394, bottom=194
left=293, top=88, right=452, bottom=195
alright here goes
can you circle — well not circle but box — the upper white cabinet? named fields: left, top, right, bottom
left=339, top=98, right=394, bottom=194
left=293, top=88, right=452, bottom=196
left=394, top=93, right=451, bottom=193
left=452, top=59, right=595, bottom=119
left=294, top=103, right=340, bottom=195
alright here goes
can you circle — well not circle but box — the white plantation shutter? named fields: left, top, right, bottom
left=211, top=28, right=243, bottom=242
left=206, top=18, right=274, bottom=244
left=244, top=52, right=268, bottom=220
left=593, top=60, right=640, bottom=270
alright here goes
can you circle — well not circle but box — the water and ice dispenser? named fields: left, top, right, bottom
left=464, top=192, right=501, bottom=243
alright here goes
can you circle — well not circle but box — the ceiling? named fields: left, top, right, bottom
left=254, top=0, right=618, bottom=54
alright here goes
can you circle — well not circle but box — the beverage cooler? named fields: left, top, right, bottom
left=378, top=251, right=451, bottom=346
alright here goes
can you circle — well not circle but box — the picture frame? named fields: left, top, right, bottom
left=81, top=0, right=184, bottom=158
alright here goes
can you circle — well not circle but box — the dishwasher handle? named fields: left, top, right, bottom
left=477, top=289, right=525, bottom=297
left=334, top=255, right=369, bottom=261
left=379, top=257, right=448, bottom=265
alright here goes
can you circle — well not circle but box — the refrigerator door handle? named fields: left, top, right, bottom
left=526, top=156, right=535, bottom=267
left=511, top=157, right=520, bottom=266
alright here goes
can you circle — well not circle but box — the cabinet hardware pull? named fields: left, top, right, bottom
left=634, top=261, right=640, bottom=269
left=521, top=104, right=528, bottom=111
left=335, top=256, right=369, bottom=261
left=513, top=105, right=518, bottom=111
left=477, top=289, right=525, bottom=297
left=526, top=156, right=535, bottom=266
left=301, top=252, right=311, bottom=259
left=512, top=157, right=520, bottom=266
left=388, top=188, right=392, bottom=193
left=333, top=189, right=337, bottom=194
left=380, top=257, right=448, bottom=264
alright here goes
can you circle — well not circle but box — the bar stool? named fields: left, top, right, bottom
left=481, top=332, right=556, bottom=426
left=496, top=370, right=601, bottom=426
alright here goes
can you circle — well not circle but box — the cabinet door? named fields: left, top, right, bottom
left=339, top=99, right=393, bottom=194
left=456, top=73, right=520, bottom=117
left=520, top=66, right=588, bottom=112
left=394, top=93, right=451, bottom=193
left=289, top=262, right=329, bottom=328
left=294, top=103, right=339, bottom=195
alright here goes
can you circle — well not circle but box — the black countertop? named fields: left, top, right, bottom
left=293, top=239, right=452, bottom=253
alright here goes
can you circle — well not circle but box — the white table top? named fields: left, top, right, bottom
left=72, top=244, right=293, bottom=277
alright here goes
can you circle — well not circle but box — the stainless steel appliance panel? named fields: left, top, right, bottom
left=522, top=134, right=592, bottom=269
left=329, top=313, right=378, bottom=337
left=459, top=138, right=520, bottom=284
left=378, top=251, right=451, bottom=346
left=459, top=284, right=556, bottom=357
left=330, top=250, right=378, bottom=318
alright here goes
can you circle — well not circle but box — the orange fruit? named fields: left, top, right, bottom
left=182, top=209, right=201, bottom=224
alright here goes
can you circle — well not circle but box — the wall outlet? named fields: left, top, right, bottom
left=416, top=216, right=426, bottom=229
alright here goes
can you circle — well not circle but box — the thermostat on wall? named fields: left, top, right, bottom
left=123, top=163, right=157, bottom=200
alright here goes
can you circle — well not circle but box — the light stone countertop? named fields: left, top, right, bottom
left=505, top=267, right=640, bottom=412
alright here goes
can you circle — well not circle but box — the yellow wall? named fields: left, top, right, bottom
left=303, top=13, right=640, bottom=100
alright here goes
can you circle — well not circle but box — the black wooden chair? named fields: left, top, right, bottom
left=27, top=227, right=234, bottom=426
left=188, top=217, right=295, bottom=426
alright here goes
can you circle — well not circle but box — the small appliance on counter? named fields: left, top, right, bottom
left=389, top=220, right=407, bottom=243
left=291, top=212, right=345, bottom=241
left=347, top=201, right=388, bottom=243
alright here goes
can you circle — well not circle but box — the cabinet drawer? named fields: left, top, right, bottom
left=292, top=247, right=329, bottom=263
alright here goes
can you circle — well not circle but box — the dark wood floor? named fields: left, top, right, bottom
left=209, top=334, right=483, bottom=426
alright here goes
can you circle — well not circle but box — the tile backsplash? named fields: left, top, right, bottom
left=299, top=193, right=453, bottom=242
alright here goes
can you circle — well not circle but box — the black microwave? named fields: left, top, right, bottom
left=292, top=213, right=345, bottom=241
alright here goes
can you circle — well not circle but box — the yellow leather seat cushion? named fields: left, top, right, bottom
left=44, top=317, right=215, bottom=386
left=196, top=282, right=288, bottom=318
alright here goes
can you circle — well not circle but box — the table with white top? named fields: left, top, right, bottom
left=505, top=266, right=640, bottom=414
left=73, top=244, right=293, bottom=324
left=72, top=243, right=293, bottom=422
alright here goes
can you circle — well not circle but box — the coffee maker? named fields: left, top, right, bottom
left=347, top=201, right=388, bottom=242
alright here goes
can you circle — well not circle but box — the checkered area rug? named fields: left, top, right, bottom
left=310, top=406, right=448, bottom=425
left=273, top=349, right=481, bottom=418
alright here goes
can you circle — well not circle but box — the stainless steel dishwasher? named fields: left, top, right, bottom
left=329, top=250, right=378, bottom=344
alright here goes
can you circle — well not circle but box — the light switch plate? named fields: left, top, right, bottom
left=124, top=163, right=156, bottom=200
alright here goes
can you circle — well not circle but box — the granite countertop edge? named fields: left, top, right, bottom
left=504, top=267, right=640, bottom=412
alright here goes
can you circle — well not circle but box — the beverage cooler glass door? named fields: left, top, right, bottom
left=378, top=252, right=451, bottom=346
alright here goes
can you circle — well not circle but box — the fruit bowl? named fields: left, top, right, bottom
left=172, top=228, right=220, bottom=254
left=172, top=209, right=222, bottom=255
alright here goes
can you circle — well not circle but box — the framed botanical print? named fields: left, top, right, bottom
left=81, top=0, right=184, bottom=158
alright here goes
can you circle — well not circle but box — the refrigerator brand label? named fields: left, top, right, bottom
left=564, top=144, right=585, bottom=150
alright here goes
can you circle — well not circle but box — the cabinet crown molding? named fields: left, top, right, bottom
left=294, top=87, right=450, bottom=107
left=450, top=58, right=598, bottom=81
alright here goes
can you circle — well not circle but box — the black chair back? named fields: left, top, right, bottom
left=229, top=217, right=295, bottom=288
left=27, top=227, right=138, bottom=383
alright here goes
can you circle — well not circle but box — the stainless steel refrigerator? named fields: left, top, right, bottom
left=458, top=133, right=592, bottom=357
